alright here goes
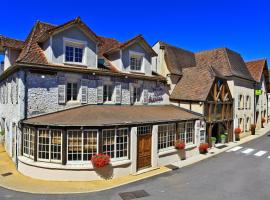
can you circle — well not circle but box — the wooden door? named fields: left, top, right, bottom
left=137, top=134, right=152, bottom=170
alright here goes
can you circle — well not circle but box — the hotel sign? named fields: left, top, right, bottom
left=255, top=90, right=262, bottom=96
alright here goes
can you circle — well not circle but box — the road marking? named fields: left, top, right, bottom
left=242, top=148, right=255, bottom=154
left=226, top=146, right=243, bottom=152
left=254, top=151, right=267, bottom=157
left=268, top=156, right=270, bottom=159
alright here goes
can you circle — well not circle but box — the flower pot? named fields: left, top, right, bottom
left=235, top=134, right=240, bottom=141
left=211, top=141, right=216, bottom=148
left=199, top=149, right=208, bottom=154
left=221, top=138, right=226, bottom=144
left=178, top=149, right=186, bottom=160
left=251, top=128, right=255, bottom=135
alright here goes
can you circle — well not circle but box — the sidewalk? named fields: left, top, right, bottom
left=0, top=125, right=269, bottom=194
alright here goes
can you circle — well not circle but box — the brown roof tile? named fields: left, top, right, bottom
left=23, top=105, right=202, bottom=126
left=170, top=66, right=216, bottom=101
left=195, top=48, right=254, bottom=81
left=160, top=41, right=196, bottom=75
left=246, top=59, right=266, bottom=82
left=0, top=35, right=24, bottom=50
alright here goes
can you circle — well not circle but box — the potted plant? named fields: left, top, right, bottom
left=211, top=137, right=216, bottom=148
left=220, top=134, right=226, bottom=144
left=235, top=128, right=241, bottom=141
left=199, top=143, right=209, bottom=154
left=175, top=140, right=186, bottom=160
left=91, top=154, right=110, bottom=168
left=175, top=140, right=185, bottom=150
left=261, top=118, right=266, bottom=128
left=250, top=124, right=256, bottom=135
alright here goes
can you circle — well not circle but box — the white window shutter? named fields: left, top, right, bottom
left=81, top=79, right=88, bottom=104
left=115, top=82, right=122, bottom=104
left=97, top=80, right=103, bottom=104
left=143, top=89, right=149, bottom=104
left=129, top=83, right=134, bottom=104
left=58, top=76, right=66, bottom=104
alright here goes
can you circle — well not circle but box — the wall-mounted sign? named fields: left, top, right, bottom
left=255, top=89, right=262, bottom=96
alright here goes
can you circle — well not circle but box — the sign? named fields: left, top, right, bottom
left=255, top=89, right=262, bottom=96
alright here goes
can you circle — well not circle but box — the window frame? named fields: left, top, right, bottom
left=66, top=82, right=78, bottom=102
left=102, top=128, right=129, bottom=161
left=63, top=37, right=87, bottom=65
left=158, top=123, right=176, bottom=152
left=178, top=121, right=195, bottom=146
left=23, top=127, right=35, bottom=159
left=133, top=86, right=141, bottom=103
left=103, top=84, right=114, bottom=103
left=67, top=129, right=99, bottom=164
left=37, top=129, right=62, bottom=163
left=129, top=50, right=144, bottom=72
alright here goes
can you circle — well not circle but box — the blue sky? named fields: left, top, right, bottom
left=0, top=0, right=269, bottom=62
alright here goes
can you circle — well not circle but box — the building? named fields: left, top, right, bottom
left=246, top=59, right=269, bottom=129
left=153, top=42, right=255, bottom=140
left=0, top=18, right=204, bottom=181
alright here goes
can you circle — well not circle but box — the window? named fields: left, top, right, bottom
left=37, top=129, right=62, bottom=162
left=133, top=87, right=141, bottom=103
left=23, top=128, right=35, bottom=158
left=67, top=82, right=78, bottom=101
left=102, top=128, right=129, bottom=160
left=103, top=84, right=113, bottom=102
left=137, top=125, right=152, bottom=135
left=238, top=118, right=244, bottom=132
left=238, top=95, right=244, bottom=110
left=130, top=53, right=143, bottom=71
left=158, top=124, right=176, bottom=151
left=178, top=121, right=195, bottom=145
left=65, top=45, right=83, bottom=63
left=67, top=130, right=98, bottom=162
left=245, top=96, right=251, bottom=110
left=245, top=117, right=250, bottom=132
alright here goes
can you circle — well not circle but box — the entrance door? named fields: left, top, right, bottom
left=137, top=134, right=152, bottom=170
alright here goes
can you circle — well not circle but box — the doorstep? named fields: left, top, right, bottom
left=133, top=167, right=160, bottom=176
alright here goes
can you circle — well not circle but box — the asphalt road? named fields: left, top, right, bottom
left=1, top=132, right=270, bottom=200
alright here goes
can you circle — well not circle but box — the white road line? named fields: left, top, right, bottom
left=254, top=151, right=267, bottom=157
left=242, top=148, right=255, bottom=154
left=226, top=146, right=243, bottom=152
left=268, top=156, right=270, bottom=159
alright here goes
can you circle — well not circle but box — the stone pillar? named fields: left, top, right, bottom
left=130, top=127, right=137, bottom=174
left=151, top=125, right=158, bottom=168
left=62, top=129, right=67, bottom=165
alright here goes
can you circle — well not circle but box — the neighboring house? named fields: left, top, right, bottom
left=246, top=59, right=269, bottom=129
left=153, top=42, right=255, bottom=140
left=0, top=17, right=203, bottom=181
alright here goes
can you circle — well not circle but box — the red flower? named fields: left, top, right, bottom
left=234, top=128, right=241, bottom=134
left=199, top=143, right=209, bottom=151
left=175, top=140, right=185, bottom=150
left=91, top=154, right=110, bottom=168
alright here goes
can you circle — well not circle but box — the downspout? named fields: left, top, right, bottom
left=253, top=82, right=256, bottom=125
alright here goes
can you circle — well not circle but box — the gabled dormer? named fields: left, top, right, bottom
left=39, top=17, right=99, bottom=68
left=100, top=35, right=157, bottom=76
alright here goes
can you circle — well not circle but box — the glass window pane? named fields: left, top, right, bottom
left=68, top=130, right=82, bottom=161
left=83, top=130, right=98, bottom=161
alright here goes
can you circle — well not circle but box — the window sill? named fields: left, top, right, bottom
left=158, top=148, right=177, bottom=156
left=18, top=156, right=131, bottom=170
left=63, top=62, right=87, bottom=68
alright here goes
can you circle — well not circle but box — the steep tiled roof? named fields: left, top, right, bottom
left=195, top=48, right=254, bottom=81
left=170, top=66, right=217, bottom=101
left=17, top=21, right=56, bottom=64
left=159, top=41, right=196, bottom=75
left=97, top=36, right=120, bottom=57
left=246, top=59, right=266, bottom=82
left=104, top=34, right=157, bottom=57
left=0, top=35, right=25, bottom=50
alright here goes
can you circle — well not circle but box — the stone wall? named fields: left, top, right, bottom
left=26, top=71, right=169, bottom=117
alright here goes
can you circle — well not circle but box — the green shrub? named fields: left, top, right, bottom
left=211, top=137, right=217, bottom=142
left=0, top=130, right=5, bottom=136
left=220, top=134, right=226, bottom=139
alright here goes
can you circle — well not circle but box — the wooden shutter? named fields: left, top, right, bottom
left=89, top=80, right=97, bottom=104
left=81, top=79, right=88, bottom=104
left=115, top=82, right=122, bottom=104
left=129, top=83, right=134, bottom=104
left=97, top=80, right=103, bottom=104
left=143, top=89, right=149, bottom=104
left=58, top=76, right=66, bottom=104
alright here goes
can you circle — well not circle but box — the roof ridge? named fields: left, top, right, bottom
left=159, top=41, right=194, bottom=54
left=246, top=58, right=267, bottom=63
left=223, top=48, right=235, bottom=77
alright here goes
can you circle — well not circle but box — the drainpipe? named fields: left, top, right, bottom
left=253, top=82, right=256, bottom=125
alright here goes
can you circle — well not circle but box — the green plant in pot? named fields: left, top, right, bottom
left=220, top=134, right=226, bottom=144
left=250, top=124, right=256, bottom=135
left=211, top=137, right=216, bottom=148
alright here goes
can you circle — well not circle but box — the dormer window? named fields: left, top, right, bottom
left=129, top=51, right=144, bottom=72
left=64, top=38, right=86, bottom=64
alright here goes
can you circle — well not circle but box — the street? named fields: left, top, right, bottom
left=1, top=132, right=270, bottom=200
